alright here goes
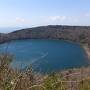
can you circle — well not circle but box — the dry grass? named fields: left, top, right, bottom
left=0, top=54, right=90, bottom=90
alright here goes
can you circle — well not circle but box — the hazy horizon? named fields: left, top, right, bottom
left=0, top=0, right=90, bottom=32
left=1, top=24, right=90, bottom=33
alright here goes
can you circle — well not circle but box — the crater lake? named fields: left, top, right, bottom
left=0, top=39, right=89, bottom=73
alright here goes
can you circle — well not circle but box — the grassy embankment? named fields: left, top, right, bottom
left=0, top=53, right=90, bottom=90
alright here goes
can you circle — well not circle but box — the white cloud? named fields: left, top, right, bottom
left=15, top=17, right=31, bottom=26
left=49, top=16, right=66, bottom=21
left=15, top=17, right=25, bottom=23
left=85, top=13, right=90, bottom=17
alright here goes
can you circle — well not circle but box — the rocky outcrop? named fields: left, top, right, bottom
left=0, top=25, right=90, bottom=45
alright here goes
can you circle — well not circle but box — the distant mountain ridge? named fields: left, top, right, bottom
left=0, top=25, right=90, bottom=45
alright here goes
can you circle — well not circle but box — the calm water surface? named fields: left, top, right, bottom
left=0, top=39, right=89, bottom=73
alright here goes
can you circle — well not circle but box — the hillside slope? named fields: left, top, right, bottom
left=0, top=25, right=90, bottom=45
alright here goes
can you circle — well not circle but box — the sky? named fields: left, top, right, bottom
left=0, top=0, right=90, bottom=32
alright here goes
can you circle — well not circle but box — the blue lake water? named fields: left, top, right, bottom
left=0, top=39, right=89, bottom=73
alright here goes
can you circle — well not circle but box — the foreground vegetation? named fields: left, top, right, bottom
left=0, top=54, right=90, bottom=90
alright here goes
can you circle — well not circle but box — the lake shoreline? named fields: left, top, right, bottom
left=0, top=38, right=89, bottom=61
left=83, top=45, right=90, bottom=60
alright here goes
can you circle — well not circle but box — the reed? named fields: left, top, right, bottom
left=0, top=54, right=90, bottom=90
